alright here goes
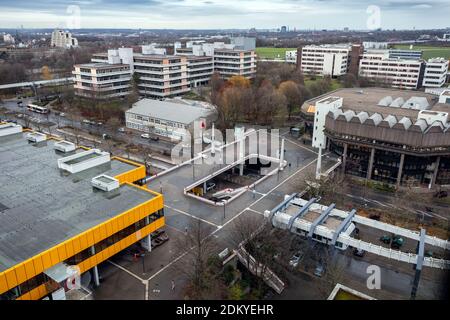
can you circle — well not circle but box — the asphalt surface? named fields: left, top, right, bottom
left=1, top=98, right=176, bottom=154
left=2, top=97, right=448, bottom=300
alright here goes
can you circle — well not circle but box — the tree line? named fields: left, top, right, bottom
left=210, top=62, right=334, bottom=131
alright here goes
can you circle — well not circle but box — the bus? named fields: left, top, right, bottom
left=27, top=104, right=49, bottom=114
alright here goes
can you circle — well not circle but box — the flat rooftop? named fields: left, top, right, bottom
left=0, top=133, right=154, bottom=272
left=127, top=98, right=213, bottom=125
left=302, top=87, right=449, bottom=121
left=76, top=63, right=129, bottom=69
left=285, top=203, right=343, bottom=231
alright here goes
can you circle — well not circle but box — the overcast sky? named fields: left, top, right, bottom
left=0, top=0, right=449, bottom=30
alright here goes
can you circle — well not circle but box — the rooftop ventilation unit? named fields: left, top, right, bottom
left=91, top=174, right=120, bottom=192
left=54, top=140, right=76, bottom=153
left=377, top=96, right=392, bottom=107
left=57, top=149, right=110, bottom=174
left=26, top=132, right=47, bottom=143
left=0, top=123, right=22, bottom=137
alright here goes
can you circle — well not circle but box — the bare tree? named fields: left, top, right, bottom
left=175, top=219, right=219, bottom=299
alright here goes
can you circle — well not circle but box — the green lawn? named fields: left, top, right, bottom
left=304, top=77, right=343, bottom=91
left=392, top=44, right=450, bottom=60
left=255, top=47, right=297, bottom=59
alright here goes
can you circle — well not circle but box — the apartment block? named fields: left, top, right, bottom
left=73, top=63, right=132, bottom=99
left=359, top=51, right=424, bottom=89
left=297, top=44, right=352, bottom=77
left=422, top=58, right=449, bottom=88
left=51, top=29, right=78, bottom=48
left=184, top=55, right=214, bottom=87
left=213, top=49, right=257, bottom=80
left=134, top=54, right=190, bottom=98
left=285, top=50, right=297, bottom=64
left=74, top=41, right=257, bottom=99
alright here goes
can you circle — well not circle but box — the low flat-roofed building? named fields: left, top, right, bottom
left=0, top=130, right=164, bottom=300
left=301, top=88, right=450, bottom=187
left=125, top=98, right=215, bottom=141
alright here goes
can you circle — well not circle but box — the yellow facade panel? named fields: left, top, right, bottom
left=37, top=284, right=47, bottom=298
left=4, top=268, right=18, bottom=290
left=93, top=228, right=101, bottom=243
left=112, top=218, right=119, bottom=234
left=14, top=264, right=27, bottom=285
left=65, top=242, right=74, bottom=258
left=50, top=249, right=59, bottom=265
left=86, top=231, right=95, bottom=247
left=72, top=238, right=81, bottom=255
left=29, top=286, right=41, bottom=300
left=105, top=222, right=113, bottom=238
left=117, top=216, right=124, bottom=231
left=33, top=257, right=44, bottom=275
left=0, top=274, right=8, bottom=293
left=56, top=245, right=67, bottom=262
left=17, top=292, right=31, bottom=300
left=79, top=233, right=88, bottom=250
left=23, top=260, right=36, bottom=279
left=41, top=252, right=53, bottom=270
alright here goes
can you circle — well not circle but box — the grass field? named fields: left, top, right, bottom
left=304, top=77, right=343, bottom=91
left=392, top=44, right=450, bottom=60
left=255, top=47, right=296, bottom=59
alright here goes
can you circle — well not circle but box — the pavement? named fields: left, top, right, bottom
left=3, top=97, right=448, bottom=300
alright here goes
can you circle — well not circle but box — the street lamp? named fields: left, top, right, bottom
left=223, top=201, right=226, bottom=221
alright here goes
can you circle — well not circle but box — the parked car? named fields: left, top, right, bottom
left=150, top=136, right=160, bottom=141
left=380, top=235, right=391, bottom=244
left=118, top=127, right=125, bottom=133
left=141, top=133, right=150, bottom=139
left=102, top=134, right=111, bottom=140
left=289, top=251, right=304, bottom=268
left=353, top=248, right=365, bottom=257
left=59, top=113, right=66, bottom=117
left=391, top=235, right=404, bottom=249
left=314, top=265, right=324, bottom=277
left=82, top=119, right=91, bottom=125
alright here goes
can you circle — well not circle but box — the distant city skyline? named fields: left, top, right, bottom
left=0, top=0, right=449, bottom=30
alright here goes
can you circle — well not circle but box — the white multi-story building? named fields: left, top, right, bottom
left=230, top=37, right=256, bottom=51
left=2, top=33, right=15, bottom=44
left=298, top=44, right=352, bottom=77
left=359, top=51, right=424, bottom=89
left=285, top=50, right=297, bottom=64
left=311, top=96, right=343, bottom=149
left=73, top=63, right=132, bottom=99
left=175, top=41, right=257, bottom=80
left=85, top=47, right=190, bottom=99
left=51, top=30, right=78, bottom=48
left=75, top=41, right=257, bottom=99
left=184, top=55, right=214, bottom=87
left=133, top=54, right=190, bottom=98
left=422, top=58, right=449, bottom=88
left=213, top=49, right=257, bottom=80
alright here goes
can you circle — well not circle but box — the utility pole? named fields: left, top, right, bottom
left=223, top=202, right=226, bottom=221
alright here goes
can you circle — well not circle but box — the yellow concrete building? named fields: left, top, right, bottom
left=0, top=127, right=164, bottom=300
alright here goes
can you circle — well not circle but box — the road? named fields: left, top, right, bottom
left=0, top=98, right=176, bottom=154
